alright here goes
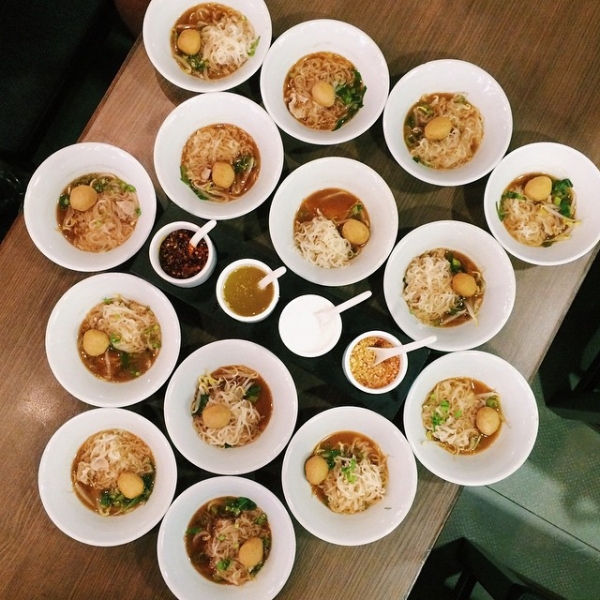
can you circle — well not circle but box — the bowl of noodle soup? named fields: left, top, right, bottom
left=24, top=142, right=156, bottom=272
left=403, top=351, right=539, bottom=486
left=157, top=476, right=295, bottom=600
left=483, top=142, right=600, bottom=266
left=281, top=406, right=418, bottom=546
left=154, top=91, right=284, bottom=221
left=45, top=273, right=181, bottom=407
left=383, top=220, right=516, bottom=352
left=38, top=407, right=178, bottom=546
left=163, top=339, right=298, bottom=474
left=383, top=59, right=512, bottom=186
left=143, top=0, right=272, bottom=93
left=269, top=157, right=398, bottom=286
left=259, top=19, right=390, bottom=145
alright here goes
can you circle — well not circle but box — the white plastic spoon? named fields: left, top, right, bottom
left=370, top=335, right=437, bottom=365
left=258, top=266, right=287, bottom=289
left=316, top=290, right=372, bottom=322
left=188, top=219, right=217, bottom=248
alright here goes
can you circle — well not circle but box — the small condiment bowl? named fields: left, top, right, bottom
left=342, top=331, right=409, bottom=395
left=149, top=220, right=217, bottom=288
left=216, top=258, right=280, bottom=322
left=278, top=294, right=343, bottom=357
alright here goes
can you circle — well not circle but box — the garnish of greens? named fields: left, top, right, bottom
left=334, top=70, right=367, bottom=130
left=224, top=496, right=258, bottom=516
left=180, top=165, right=209, bottom=200
left=100, top=473, right=154, bottom=514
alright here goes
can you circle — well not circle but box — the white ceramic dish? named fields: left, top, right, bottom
left=383, top=59, right=513, bottom=186
left=269, top=156, right=398, bottom=286
left=157, top=476, right=295, bottom=600
left=216, top=258, right=280, bottom=322
left=403, top=351, right=539, bottom=486
left=24, top=142, right=156, bottom=272
left=383, top=220, right=516, bottom=352
left=484, top=142, right=600, bottom=266
left=45, top=273, right=181, bottom=407
left=342, top=330, right=408, bottom=395
left=143, top=0, right=272, bottom=93
left=163, top=339, right=297, bottom=474
left=149, top=220, right=217, bottom=287
left=154, top=92, right=284, bottom=221
left=259, top=19, right=389, bottom=145
left=281, top=406, right=418, bottom=546
left=38, top=408, right=178, bottom=546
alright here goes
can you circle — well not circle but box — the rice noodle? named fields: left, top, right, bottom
left=314, top=434, right=387, bottom=514
left=294, top=214, right=353, bottom=268
left=404, top=93, right=483, bottom=169
left=421, top=377, right=501, bottom=454
left=402, top=248, right=484, bottom=326
left=58, top=172, right=139, bottom=252
left=171, top=3, right=258, bottom=80
left=191, top=365, right=265, bottom=447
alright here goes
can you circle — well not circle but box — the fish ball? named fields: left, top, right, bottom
left=304, top=455, right=329, bottom=485
left=524, top=175, right=552, bottom=201
left=476, top=406, right=501, bottom=436
left=341, top=219, right=370, bottom=246
left=311, top=81, right=336, bottom=107
left=69, top=185, right=98, bottom=211
left=451, top=272, right=478, bottom=297
left=238, top=537, right=264, bottom=568
left=177, top=29, right=201, bottom=55
left=117, top=471, right=145, bottom=499
left=82, top=329, right=110, bottom=356
left=424, top=116, right=453, bottom=141
left=202, top=404, right=232, bottom=429
left=212, top=161, right=235, bottom=189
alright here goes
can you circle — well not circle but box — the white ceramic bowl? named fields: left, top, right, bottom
left=259, top=19, right=389, bottom=145
left=154, top=92, right=284, bottom=221
left=383, top=59, right=513, bottom=186
left=342, top=330, right=408, bottom=395
left=163, top=339, right=297, bottom=474
left=403, top=351, right=539, bottom=486
left=216, top=258, right=280, bottom=322
left=45, top=273, right=181, bottom=407
left=269, top=156, right=398, bottom=286
left=143, top=0, right=272, bottom=93
left=484, top=142, right=600, bottom=266
left=24, top=142, right=156, bottom=272
left=383, top=220, right=516, bottom=352
left=38, top=408, right=178, bottom=546
left=149, top=220, right=217, bottom=287
left=282, top=406, right=417, bottom=546
left=157, top=476, right=296, bottom=600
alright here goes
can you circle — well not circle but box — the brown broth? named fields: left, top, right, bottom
left=222, top=266, right=274, bottom=317
left=185, top=496, right=271, bottom=585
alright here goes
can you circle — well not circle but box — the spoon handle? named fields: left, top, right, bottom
left=326, top=290, right=372, bottom=316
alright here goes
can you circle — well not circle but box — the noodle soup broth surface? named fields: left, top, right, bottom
left=191, top=365, right=273, bottom=448
left=403, top=92, right=484, bottom=170
left=498, top=172, right=576, bottom=247
left=57, top=172, right=140, bottom=252
left=284, top=51, right=366, bottom=131
left=294, top=187, right=371, bottom=269
left=78, top=295, right=162, bottom=382
left=72, top=428, right=155, bottom=516
left=305, top=430, right=388, bottom=514
left=422, top=377, right=503, bottom=454
left=185, top=495, right=271, bottom=585
left=171, top=3, right=258, bottom=80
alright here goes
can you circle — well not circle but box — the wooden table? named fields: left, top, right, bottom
left=1, top=1, right=599, bottom=598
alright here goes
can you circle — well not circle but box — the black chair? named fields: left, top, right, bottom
left=452, top=538, right=566, bottom=600
left=538, top=252, right=600, bottom=430
left=409, top=538, right=565, bottom=600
